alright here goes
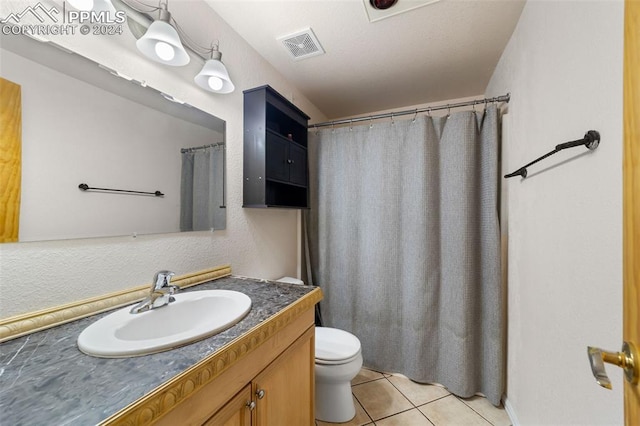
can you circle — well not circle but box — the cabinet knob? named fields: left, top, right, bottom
left=287, top=159, right=293, bottom=164
left=246, top=401, right=256, bottom=411
left=256, top=389, right=265, bottom=399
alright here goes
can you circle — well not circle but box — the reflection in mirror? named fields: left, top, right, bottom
left=0, top=33, right=226, bottom=243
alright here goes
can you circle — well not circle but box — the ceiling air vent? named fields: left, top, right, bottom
left=278, top=28, right=325, bottom=61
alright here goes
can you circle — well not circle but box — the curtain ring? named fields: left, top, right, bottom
left=412, top=109, right=418, bottom=123
left=446, top=105, right=451, bottom=119
left=331, top=121, right=335, bottom=133
left=472, top=101, right=476, bottom=112
left=349, top=119, right=353, bottom=131
left=369, top=116, right=373, bottom=129
left=391, top=113, right=395, bottom=125
left=427, top=107, right=432, bottom=118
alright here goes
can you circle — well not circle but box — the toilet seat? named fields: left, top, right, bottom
left=315, top=351, right=361, bottom=365
left=315, top=327, right=361, bottom=365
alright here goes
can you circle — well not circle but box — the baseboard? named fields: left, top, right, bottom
left=502, top=396, right=520, bottom=426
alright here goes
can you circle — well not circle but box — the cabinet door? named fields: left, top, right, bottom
left=265, top=133, right=289, bottom=182
left=288, top=143, right=307, bottom=187
left=253, top=330, right=314, bottom=426
left=204, top=384, right=252, bottom=426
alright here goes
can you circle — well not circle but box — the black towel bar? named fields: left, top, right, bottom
left=504, top=130, right=600, bottom=179
left=78, top=183, right=164, bottom=197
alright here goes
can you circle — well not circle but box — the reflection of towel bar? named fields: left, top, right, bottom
left=504, top=130, right=600, bottom=179
left=78, top=183, right=164, bottom=197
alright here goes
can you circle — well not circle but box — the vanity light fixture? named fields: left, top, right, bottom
left=194, top=44, right=235, bottom=94
left=135, top=0, right=190, bottom=66
left=106, top=0, right=235, bottom=93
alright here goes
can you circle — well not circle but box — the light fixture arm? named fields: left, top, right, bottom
left=157, top=1, right=170, bottom=22
left=209, top=42, right=222, bottom=61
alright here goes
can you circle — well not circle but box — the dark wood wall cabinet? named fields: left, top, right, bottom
left=243, top=85, right=310, bottom=209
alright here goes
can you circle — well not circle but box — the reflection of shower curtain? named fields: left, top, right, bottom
left=180, top=146, right=225, bottom=232
left=305, top=106, right=504, bottom=405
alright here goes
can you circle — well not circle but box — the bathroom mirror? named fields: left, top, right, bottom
left=0, top=33, right=226, bottom=243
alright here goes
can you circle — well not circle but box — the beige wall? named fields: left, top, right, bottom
left=486, top=1, right=624, bottom=424
left=0, top=1, right=326, bottom=318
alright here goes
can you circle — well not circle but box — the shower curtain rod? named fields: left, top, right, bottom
left=310, top=93, right=510, bottom=129
left=180, top=142, right=225, bottom=153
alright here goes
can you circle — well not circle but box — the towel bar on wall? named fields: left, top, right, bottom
left=504, top=130, right=600, bottom=179
left=78, top=183, right=164, bottom=197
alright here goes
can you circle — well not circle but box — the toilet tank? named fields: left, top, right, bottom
left=275, top=277, right=304, bottom=285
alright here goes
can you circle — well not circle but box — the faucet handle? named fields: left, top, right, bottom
left=152, top=270, right=176, bottom=291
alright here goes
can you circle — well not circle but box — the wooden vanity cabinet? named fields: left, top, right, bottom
left=203, top=385, right=252, bottom=426
left=252, top=328, right=314, bottom=425
left=156, top=307, right=315, bottom=426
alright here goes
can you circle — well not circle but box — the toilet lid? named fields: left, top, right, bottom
left=315, top=327, right=361, bottom=362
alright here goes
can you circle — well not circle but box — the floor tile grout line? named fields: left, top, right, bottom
left=352, top=389, right=374, bottom=424
left=384, top=374, right=453, bottom=411
left=454, top=395, right=502, bottom=426
left=355, top=376, right=438, bottom=425
left=351, top=375, right=388, bottom=388
left=377, top=376, right=416, bottom=417
left=416, top=393, right=453, bottom=408
left=384, top=375, right=419, bottom=409
left=352, top=370, right=507, bottom=426
left=352, top=376, right=411, bottom=424
left=369, top=405, right=435, bottom=425
left=383, top=372, right=506, bottom=426
left=353, top=369, right=391, bottom=384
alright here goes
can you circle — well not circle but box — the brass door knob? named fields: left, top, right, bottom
left=587, top=341, right=638, bottom=389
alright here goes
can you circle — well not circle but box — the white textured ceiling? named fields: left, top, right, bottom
left=204, top=0, right=525, bottom=120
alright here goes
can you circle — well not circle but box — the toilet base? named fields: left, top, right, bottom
left=315, top=380, right=356, bottom=423
left=314, top=353, right=363, bottom=423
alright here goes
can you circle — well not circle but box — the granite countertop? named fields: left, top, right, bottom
left=0, top=276, right=316, bottom=425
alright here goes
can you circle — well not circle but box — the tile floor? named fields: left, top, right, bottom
left=316, top=368, right=512, bottom=426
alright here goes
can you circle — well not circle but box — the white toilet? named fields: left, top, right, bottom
left=276, top=278, right=362, bottom=423
left=314, top=326, right=363, bottom=423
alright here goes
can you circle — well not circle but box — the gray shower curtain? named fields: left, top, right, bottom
left=304, top=106, right=504, bottom=405
left=180, top=146, right=225, bottom=232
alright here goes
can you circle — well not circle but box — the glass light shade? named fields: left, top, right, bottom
left=136, top=20, right=190, bottom=66
left=194, top=58, right=234, bottom=94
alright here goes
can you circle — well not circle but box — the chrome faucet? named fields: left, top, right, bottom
left=130, top=270, right=178, bottom=314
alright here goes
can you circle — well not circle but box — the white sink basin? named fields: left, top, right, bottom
left=77, top=290, right=251, bottom=358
